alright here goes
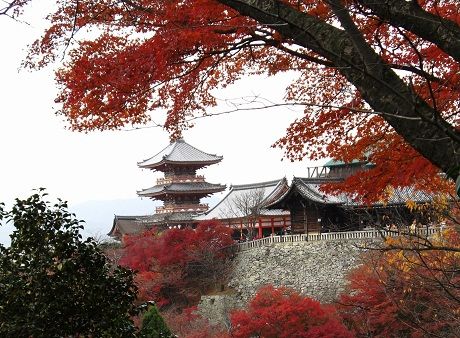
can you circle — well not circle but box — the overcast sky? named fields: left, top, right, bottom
left=0, top=2, right=318, bottom=244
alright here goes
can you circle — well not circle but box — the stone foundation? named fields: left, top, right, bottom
left=198, top=239, right=373, bottom=326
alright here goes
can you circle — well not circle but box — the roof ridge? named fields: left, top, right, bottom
left=138, top=141, right=175, bottom=165
left=231, top=178, right=284, bottom=190
left=198, top=186, right=232, bottom=217
left=179, top=139, right=222, bottom=159
left=294, top=176, right=343, bottom=183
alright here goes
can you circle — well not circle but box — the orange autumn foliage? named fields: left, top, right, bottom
left=339, top=228, right=460, bottom=337
left=15, top=0, right=460, bottom=201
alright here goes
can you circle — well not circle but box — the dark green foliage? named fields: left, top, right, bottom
left=140, top=304, right=173, bottom=338
left=0, top=189, right=138, bottom=337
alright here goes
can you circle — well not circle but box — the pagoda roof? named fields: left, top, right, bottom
left=138, top=139, right=223, bottom=169
left=268, top=177, right=435, bottom=209
left=197, top=178, right=290, bottom=220
left=138, top=182, right=226, bottom=198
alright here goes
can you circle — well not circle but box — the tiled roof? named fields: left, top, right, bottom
left=107, top=212, right=200, bottom=239
left=293, top=178, right=353, bottom=204
left=107, top=215, right=155, bottom=239
left=197, top=178, right=290, bottom=220
left=138, top=139, right=223, bottom=169
left=369, top=186, right=434, bottom=206
left=138, top=182, right=226, bottom=197
left=269, top=177, right=435, bottom=208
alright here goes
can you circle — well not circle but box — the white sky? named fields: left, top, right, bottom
left=0, top=2, right=318, bottom=243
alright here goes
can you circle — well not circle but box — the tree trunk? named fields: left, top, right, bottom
left=218, top=0, right=460, bottom=180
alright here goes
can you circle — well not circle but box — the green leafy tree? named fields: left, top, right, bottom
left=140, top=304, right=173, bottom=338
left=0, top=189, right=138, bottom=337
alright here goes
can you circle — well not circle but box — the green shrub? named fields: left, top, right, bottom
left=0, top=190, right=138, bottom=337
left=140, top=304, right=173, bottom=338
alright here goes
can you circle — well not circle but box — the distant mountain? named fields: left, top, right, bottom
left=0, top=195, right=225, bottom=246
left=69, top=198, right=157, bottom=241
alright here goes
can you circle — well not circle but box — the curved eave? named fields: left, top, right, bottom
left=266, top=185, right=296, bottom=210
left=261, top=177, right=290, bottom=206
left=138, top=139, right=223, bottom=169
left=267, top=177, right=343, bottom=209
left=138, top=158, right=223, bottom=170
left=108, top=215, right=152, bottom=239
left=107, top=218, right=119, bottom=238
left=138, top=187, right=226, bottom=198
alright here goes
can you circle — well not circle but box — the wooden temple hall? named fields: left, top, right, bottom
left=109, top=140, right=439, bottom=240
left=268, top=160, right=437, bottom=234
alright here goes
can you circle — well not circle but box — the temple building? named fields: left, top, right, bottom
left=108, top=141, right=442, bottom=240
left=197, top=178, right=291, bottom=239
left=268, top=160, right=437, bottom=234
left=108, top=139, right=226, bottom=239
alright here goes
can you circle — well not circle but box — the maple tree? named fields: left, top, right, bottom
left=230, top=285, right=353, bottom=338
left=0, top=1, right=29, bottom=17
left=8, top=0, right=460, bottom=200
left=119, top=220, right=235, bottom=307
left=339, top=228, right=460, bottom=337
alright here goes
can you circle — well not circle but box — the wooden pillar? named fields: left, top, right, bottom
left=301, top=200, right=308, bottom=236
left=283, top=216, right=286, bottom=233
left=271, top=217, right=275, bottom=235
left=258, top=218, right=263, bottom=238
left=240, top=219, right=243, bottom=239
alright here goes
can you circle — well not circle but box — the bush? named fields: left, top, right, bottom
left=0, top=190, right=138, bottom=337
left=120, top=219, right=235, bottom=307
left=140, top=304, right=173, bottom=338
left=231, top=285, right=353, bottom=338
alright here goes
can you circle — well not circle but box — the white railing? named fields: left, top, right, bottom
left=157, top=175, right=205, bottom=185
left=156, top=203, right=208, bottom=214
left=234, top=227, right=440, bottom=252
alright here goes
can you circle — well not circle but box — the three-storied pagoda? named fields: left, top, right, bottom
left=108, top=139, right=226, bottom=239
left=137, top=138, right=226, bottom=227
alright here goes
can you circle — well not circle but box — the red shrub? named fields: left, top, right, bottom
left=163, top=306, right=230, bottom=338
left=231, top=285, right=353, bottom=338
left=119, top=220, right=235, bottom=307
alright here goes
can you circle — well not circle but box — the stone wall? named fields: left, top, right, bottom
left=229, top=240, right=369, bottom=303
left=197, top=294, right=242, bottom=330
left=198, top=239, right=372, bottom=326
